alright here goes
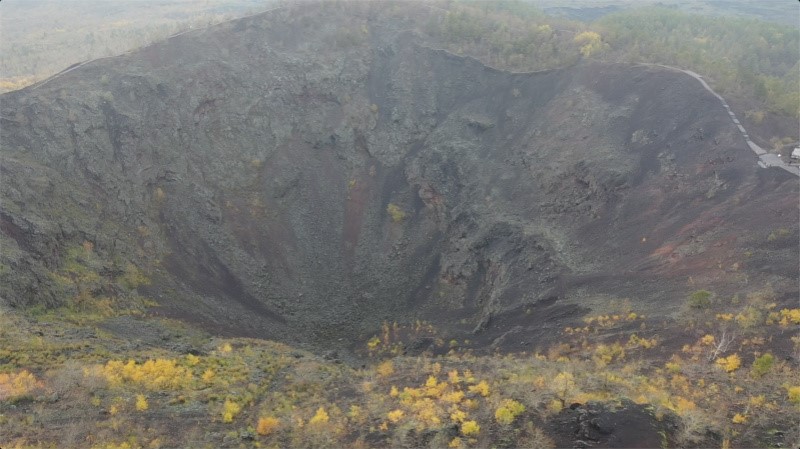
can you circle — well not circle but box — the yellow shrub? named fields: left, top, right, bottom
left=425, top=375, right=439, bottom=389
left=463, top=370, right=476, bottom=383
left=376, top=360, right=394, bottom=377
left=413, top=398, right=441, bottom=425
left=96, top=358, right=193, bottom=390
left=494, top=407, right=516, bottom=425
left=766, top=311, right=780, bottom=324
left=495, top=399, right=525, bottom=425
left=135, top=394, right=149, bottom=411
left=572, top=392, right=610, bottom=404
left=670, top=374, right=690, bottom=393
left=387, top=203, right=407, bottom=222
left=573, top=31, right=603, bottom=56
left=463, top=398, right=479, bottom=410
left=448, top=370, right=461, bottom=384
left=367, top=337, right=381, bottom=350
left=202, top=369, right=215, bottom=383
left=552, top=372, right=576, bottom=394
left=748, top=395, right=765, bottom=408
left=641, top=338, right=658, bottom=349
left=256, top=416, right=280, bottom=436
left=665, top=361, right=682, bottom=374
left=461, top=420, right=480, bottom=436
left=425, top=376, right=448, bottom=398
left=309, top=407, right=329, bottom=425
left=547, top=399, right=563, bottom=413
left=674, top=397, right=696, bottom=415
left=779, top=308, right=800, bottom=325
left=628, top=334, right=657, bottom=349
left=443, top=390, right=465, bottom=404
left=787, top=386, right=800, bottom=404
left=449, top=437, right=462, bottom=448
left=450, top=408, right=467, bottom=423
left=715, top=354, right=741, bottom=373
left=387, top=409, right=404, bottom=423
left=0, top=370, right=42, bottom=400
left=222, top=399, right=241, bottom=423
left=399, top=386, right=423, bottom=405
left=731, top=413, right=747, bottom=424
left=593, top=343, right=625, bottom=366
left=468, top=380, right=490, bottom=397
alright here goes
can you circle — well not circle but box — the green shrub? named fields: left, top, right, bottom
left=687, top=290, right=712, bottom=309
left=751, top=353, right=774, bottom=378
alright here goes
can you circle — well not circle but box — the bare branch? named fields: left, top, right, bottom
left=707, top=330, right=736, bottom=362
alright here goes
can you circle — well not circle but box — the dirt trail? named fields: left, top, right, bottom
left=641, top=63, right=800, bottom=177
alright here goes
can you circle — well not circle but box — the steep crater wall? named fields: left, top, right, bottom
left=1, top=4, right=797, bottom=353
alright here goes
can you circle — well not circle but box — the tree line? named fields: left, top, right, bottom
left=423, top=1, right=798, bottom=118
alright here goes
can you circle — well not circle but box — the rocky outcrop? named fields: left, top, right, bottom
left=548, top=400, right=680, bottom=448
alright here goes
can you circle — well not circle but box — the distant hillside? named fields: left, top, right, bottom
left=0, top=0, right=271, bottom=92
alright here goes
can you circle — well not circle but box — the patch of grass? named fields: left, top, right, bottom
left=387, top=203, right=407, bottom=223
left=767, top=228, right=791, bottom=242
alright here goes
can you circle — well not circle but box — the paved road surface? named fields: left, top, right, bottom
left=641, top=64, right=799, bottom=177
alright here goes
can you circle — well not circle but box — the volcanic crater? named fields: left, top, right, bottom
left=1, top=3, right=797, bottom=357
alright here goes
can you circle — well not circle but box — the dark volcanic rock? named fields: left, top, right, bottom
left=1, top=2, right=797, bottom=352
left=548, top=400, right=679, bottom=448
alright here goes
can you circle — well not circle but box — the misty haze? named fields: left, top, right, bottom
left=1, top=1, right=798, bottom=448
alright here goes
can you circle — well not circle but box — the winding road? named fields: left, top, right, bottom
left=641, top=63, right=799, bottom=177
